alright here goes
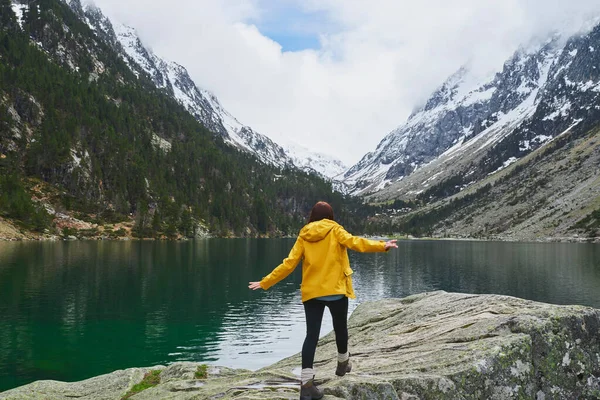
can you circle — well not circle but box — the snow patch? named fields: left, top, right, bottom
left=553, top=119, right=583, bottom=139
left=284, top=142, right=347, bottom=179
left=534, top=134, right=553, bottom=144
left=578, top=80, right=596, bottom=91
left=543, top=101, right=572, bottom=121
left=373, top=178, right=391, bottom=192
left=11, top=2, right=27, bottom=28
left=461, top=87, right=496, bottom=107
left=565, top=76, right=600, bottom=92
left=71, top=149, right=82, bottom=167
left=114, top=23, right=157, bottom=78
left=422, top=170, right=444, bottom=185
left=70, top=149, right=90, bottom=175
left=490, top=157, right=518, bottom=175
left=443, top=49, right=560, bottom=161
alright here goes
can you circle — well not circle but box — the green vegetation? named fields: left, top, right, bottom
left=102, top=225, right=128, bottom=238
left=121, top=370, right=161, bottom=400
left=195, top=364, right=208, bottom=379
left=0, top=0, right=372, bottom=237
left=393, top=184, right=493, bottom=237
left=572, top=207, right=600, bottom=237
left=417, top=174, right=467, bottom=203
left=0, top=174, right=51, bottom=231
left=61, top=227, right=77, bottom=238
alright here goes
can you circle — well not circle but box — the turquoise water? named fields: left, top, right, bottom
left=1, top=239, right=599, bottom=391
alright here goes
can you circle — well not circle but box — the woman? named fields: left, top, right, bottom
left=249, top=201, right=398, bottom=400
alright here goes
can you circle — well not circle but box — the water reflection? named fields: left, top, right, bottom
left=351, top=240, right=600, bottom=308
left=0, top=239, right=599, bottom=392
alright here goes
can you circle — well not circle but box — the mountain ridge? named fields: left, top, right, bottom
left=349, top=25, right=600, bottom=240
left=74, top=1, right=347, bottom=179
left=0, top=0, right=360, bottom=240
left=343, top=35, right=569, bottom=196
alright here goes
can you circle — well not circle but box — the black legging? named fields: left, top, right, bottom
left=302, top=296, right=348, bottom=369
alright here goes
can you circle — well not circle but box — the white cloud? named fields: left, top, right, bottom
left=92, top=0, right=600, bottom=165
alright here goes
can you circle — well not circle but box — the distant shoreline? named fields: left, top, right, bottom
left=2, top=215, right=598, bottom=243
left=386, top=235, right=599, bottom=244
left=1, top=233, right=597, bottom=244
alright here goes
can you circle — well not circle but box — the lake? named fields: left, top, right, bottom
left=1, top=239, right=599, bottom=391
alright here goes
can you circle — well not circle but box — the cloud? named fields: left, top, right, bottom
left=92, top=0, right=600, bottom=165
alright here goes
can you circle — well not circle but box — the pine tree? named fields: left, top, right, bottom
left=0, top=0, right=18, bottom=32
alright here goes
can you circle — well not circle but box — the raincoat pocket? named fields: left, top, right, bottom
left=344, top=267, right=355, bottom=298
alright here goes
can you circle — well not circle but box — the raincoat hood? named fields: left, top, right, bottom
left=299, top=219, right=337, bottom=242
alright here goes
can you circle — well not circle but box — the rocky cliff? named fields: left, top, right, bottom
left=2, top=291, right=599, bottom=399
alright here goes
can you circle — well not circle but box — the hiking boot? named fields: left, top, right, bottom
left=300, top=377, right=324, bottom=400
left=335, top=358, right=352, bottom=376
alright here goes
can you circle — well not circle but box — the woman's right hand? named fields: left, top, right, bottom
left=248, top=282, right=263, bottom=290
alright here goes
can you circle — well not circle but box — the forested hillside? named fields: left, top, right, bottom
left=0, top=0, right=363, bottom=239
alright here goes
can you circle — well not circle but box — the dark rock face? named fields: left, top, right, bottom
left=345, top=25, right=600, bottom=196
left=13, top=92, right=43, bottom=126
left=79, top=3, right=118, bottom=49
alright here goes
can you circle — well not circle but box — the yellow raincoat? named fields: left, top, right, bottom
left=259, top=219, right=388, bottom=302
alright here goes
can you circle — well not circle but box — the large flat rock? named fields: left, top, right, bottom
left=2, top=291, right=599, bottom=399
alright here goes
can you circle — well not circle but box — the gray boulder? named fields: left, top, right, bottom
left=0, top=367, right=150, bottom=400
left=2, top=291, right=599, bottom=399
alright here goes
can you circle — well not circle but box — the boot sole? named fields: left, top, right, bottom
left=300, top=395, right=324, bottom=400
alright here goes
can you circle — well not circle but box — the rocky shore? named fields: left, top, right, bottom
left=2, top=291, right=600, bottom=399
left=0, top=216, right=213, bottom=241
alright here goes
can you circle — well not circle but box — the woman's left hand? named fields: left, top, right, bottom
left=384, top=240, right=398, bottom=250
left=248, top=282, right=263, bottom=290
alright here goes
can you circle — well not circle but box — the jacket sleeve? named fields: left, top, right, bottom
left=334, top=225, right=387, bottom=253
left=260, top=238, right=304, bottom=290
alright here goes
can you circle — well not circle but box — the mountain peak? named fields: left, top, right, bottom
left=283, top=142, right=348, bottom=180
left=344, top=21, right=600, bottom=201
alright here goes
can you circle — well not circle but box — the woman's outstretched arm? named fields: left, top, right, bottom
left=248, top=238, right=304, bottom=291
left=335, top=225, right=397, bottom=252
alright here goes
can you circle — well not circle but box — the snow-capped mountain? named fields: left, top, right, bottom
left=283, top=142, right=347, bottom=179
left=345, top=24, right=600, bottom=198
left=66, top=0, right=346, bottom=179
left=344, top=37, right=564, bottom=195
left=109, top=19, right=291, bottom=168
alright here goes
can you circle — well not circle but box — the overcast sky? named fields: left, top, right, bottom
left=92, top=0, right=600, bottom=165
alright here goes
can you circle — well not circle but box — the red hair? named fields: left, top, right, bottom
left=308, top=201, right=334, bottom=223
